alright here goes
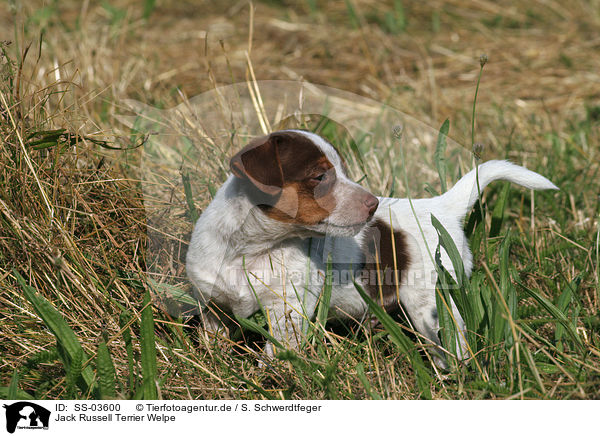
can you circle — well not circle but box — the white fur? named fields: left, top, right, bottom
left=186, top=131, right=557, bottom=364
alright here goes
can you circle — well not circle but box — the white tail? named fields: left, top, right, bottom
left=440, top=160, right=558, bottom=220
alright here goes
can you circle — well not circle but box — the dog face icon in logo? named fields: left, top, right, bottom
left=3, top=402, right=51, bottom=434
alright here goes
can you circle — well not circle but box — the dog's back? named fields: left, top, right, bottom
left=350, top=161, right=558, bottom=363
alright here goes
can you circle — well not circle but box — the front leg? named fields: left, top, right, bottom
left=400, top=284, right=469, bottom=368
left=263, top=306, right=307, bottom=358
left=259, top=282, right=321, bottom=358
left=199, top=305, right=234, bottom=340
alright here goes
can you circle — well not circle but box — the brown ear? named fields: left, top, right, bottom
left=229, top=135, right=283, bottom=196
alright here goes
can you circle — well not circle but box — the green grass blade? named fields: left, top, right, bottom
left=32, top=141, right=60, bottom=150
left=276, top=350, right=311, bottom=394
left=7, top=369, right=19, bottom=400
left=356, top=363, right=382, bottom=400
left=554, top=275, right=580, bottom=350
left=517, top=279, right=585, bottom=352
left=181, top=171, right=200, bottom=224
left=0, top=387, right=34, bottom=400
left=14, top=270, right=96, bottom=395
left=315, top=254, right=333, bottom=329
left=140, top=288, right=158, bottom=399
left=345, top=0, right=360, bottom=29
left=434, top=249, right=458, bottom=359
left=348, top=134, right=368, bottom=176
left=430, top=215, right=465, bottom=288
left=430, top=214, right=476, bottom=333
left=142, top=0, right=157, bottom=20
left=97, top=341, right=117, bottom=399
left=424, top=183, right=439, bottom=197
left=519, top=342, right=546, bottom=395
left=353, top=281, right=432, bottom=399
left=499, top=235, right=516, bottom=347
left=227, top=370, right=275, bottom=400
left=468, top=271, right=487, bottom=334
left=466, top=203, right=485, bottom=258
left=490, top=269, right=507, bottom=346
left=434, top=118, right=450, bottom=193
left=119, top=310, right=136, bottom=392
left=65, top=347, right=83, bottom=398
left=489, top=183, right=510, bottom=237
left=394, top=0, right=406, bottom=30
left=26, top=128, right=66, bottom=140
left=24, top=348, right=60, bottom=369
left=235, top=315, right=283, bottom=349
left=147, top=277, right=198, bottom=307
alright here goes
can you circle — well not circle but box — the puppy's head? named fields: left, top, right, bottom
left=230, top=130, right=378, bottom=236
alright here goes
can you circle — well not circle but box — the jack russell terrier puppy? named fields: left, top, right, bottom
left=186, top=129, right=557, bottom=364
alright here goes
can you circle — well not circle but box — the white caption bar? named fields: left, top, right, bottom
left=0, top=400, right=596, bottom=436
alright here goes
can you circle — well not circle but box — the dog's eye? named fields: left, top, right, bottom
left=312, top=174, right=325, bottom=182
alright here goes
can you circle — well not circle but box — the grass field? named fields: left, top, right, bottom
left=1, top=0, right=599, bottom=400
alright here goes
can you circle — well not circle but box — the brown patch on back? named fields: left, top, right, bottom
left=232, top=131, right=338, bottom=225
left=360, top=218, right=410, bottom=312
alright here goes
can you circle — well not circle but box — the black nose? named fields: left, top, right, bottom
left=365, top=195, right=379, bottom=218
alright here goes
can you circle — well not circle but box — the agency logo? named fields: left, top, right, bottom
left=2, top=402, right=50, bottom=434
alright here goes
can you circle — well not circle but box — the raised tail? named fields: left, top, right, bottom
left=439, top=160, right=558, bottom=221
